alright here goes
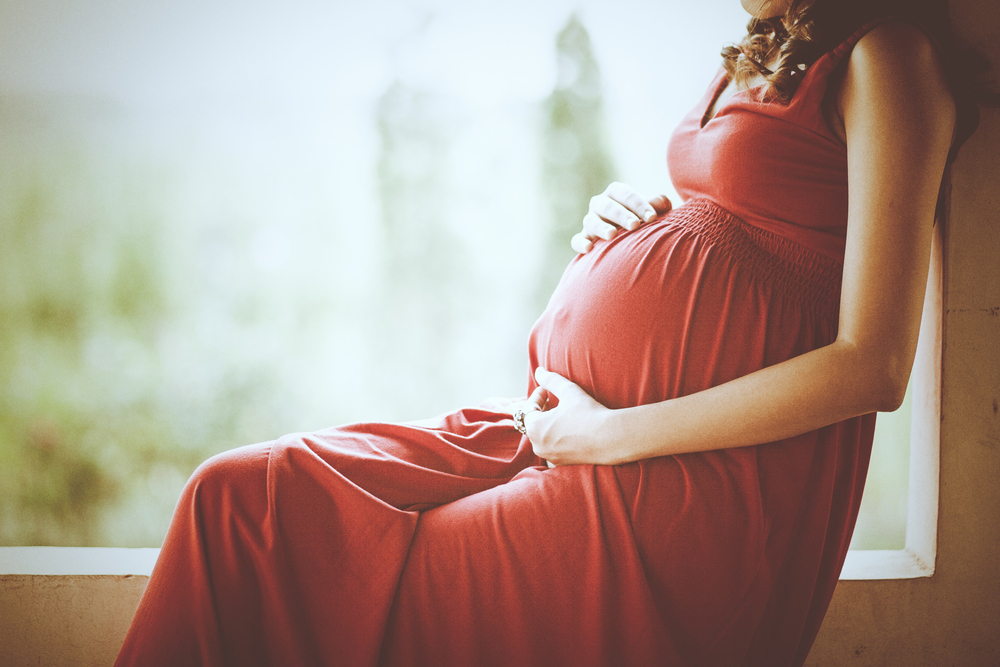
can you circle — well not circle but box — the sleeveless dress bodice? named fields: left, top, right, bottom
left=668, top=49, right=857, bottom=261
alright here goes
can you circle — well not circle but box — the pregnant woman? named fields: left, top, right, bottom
left=116, top=0, right=983, bottom=665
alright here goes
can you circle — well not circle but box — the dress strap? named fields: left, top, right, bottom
left=786, top=15, right=979, bottom=162
left=818, top=16, right=905, bottom=72
left=782, top=16, right=903, bottom=138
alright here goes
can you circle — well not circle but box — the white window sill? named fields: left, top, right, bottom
left=0, top=547, right=160, bottom=576
left=0, top=545, right=931, bottom=580
left=839, top=548, right=934, bottom=580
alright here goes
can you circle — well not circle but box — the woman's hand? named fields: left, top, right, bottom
left=571, top=182, right=673, bottom=254
left=521, top=367, right=620, bottom=466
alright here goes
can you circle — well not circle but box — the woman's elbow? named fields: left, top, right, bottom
left=874, top=380, right=907, bottom=413
left=870, top=358, right=911, bottom=413
left=839, top=341, right=912, bottom=413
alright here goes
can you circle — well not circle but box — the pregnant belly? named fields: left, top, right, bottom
left=525, top=199, right=841, bottom=409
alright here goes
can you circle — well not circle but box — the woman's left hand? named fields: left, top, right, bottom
left=521, top=367, right=619, bottom=466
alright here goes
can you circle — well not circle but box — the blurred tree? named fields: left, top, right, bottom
left=373, top=81, right=467, bottom=417
left=536, top=15, right=617, bottom=310
left=0, top=115, right=166, bottom=544
left=0, top=100, right=239, bottom=546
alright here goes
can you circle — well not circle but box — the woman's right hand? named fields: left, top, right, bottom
left=570, top=182, right=673, bottom=254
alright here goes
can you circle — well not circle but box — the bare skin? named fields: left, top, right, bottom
left=522, top=21, right=957, bottom=466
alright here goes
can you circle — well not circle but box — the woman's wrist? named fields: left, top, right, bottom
left=595, top=405, right=640, bottom=466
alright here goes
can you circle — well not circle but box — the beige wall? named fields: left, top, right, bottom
left=0, top=575, right=147, bottom=667
left=806, top=0, right=1000, bottom=664
left=1, top=1, right=997, bottom=666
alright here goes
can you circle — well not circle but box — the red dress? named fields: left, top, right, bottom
left=115, top=18, right=959, bottom=667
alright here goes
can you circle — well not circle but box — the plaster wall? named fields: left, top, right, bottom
left=1, top=1, right=997, bottom=666
left=805, top=0, right=1000, bottom=663
left=0, top=575, right=147, bottom=667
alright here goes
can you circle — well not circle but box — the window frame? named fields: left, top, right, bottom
left=841, top=219, right=943, bottom=580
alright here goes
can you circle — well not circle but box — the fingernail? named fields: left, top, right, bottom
left=535, top=366, right=548, bottom=379
left=643, top=209, right=656, bottom=222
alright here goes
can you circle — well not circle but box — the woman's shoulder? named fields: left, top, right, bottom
left=848, top=20, right=947, bottom=84
left=829, top=19, right=956, bottom=144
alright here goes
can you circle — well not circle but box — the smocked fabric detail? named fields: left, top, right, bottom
left=666, top=198, right=843, bottom=314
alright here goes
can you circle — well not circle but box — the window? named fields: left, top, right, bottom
left=0, top=1, right=928, bottom=579
left=841, top=221, right=942, bottom=579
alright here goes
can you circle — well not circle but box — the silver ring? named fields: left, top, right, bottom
left=513, top=408, right=535, bottom=436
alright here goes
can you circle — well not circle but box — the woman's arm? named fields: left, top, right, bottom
left=524, top=23, right=957, bottom=466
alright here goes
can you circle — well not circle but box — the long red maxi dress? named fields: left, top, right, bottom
left=114, top=18, right=973, bottom=667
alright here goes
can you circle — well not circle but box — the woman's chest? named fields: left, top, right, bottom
left=666, top=75, right=852, bottom=253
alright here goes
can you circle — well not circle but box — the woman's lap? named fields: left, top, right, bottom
left=379, top=448, right=772, bottom=666
left=119, top=409, right=774, bottom=667
left=379, top=462, right=672, bottom=666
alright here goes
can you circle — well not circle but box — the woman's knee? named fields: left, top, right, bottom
left=185, top=442, right=273, bottom=505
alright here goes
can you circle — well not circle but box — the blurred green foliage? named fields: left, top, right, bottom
left=372, top=81, right=470, bottom=413
left=0, top=100, right=289, bottom=546
left=0, top=109, right=169, bottom=545
left=537, top=14, right=616, bottom=310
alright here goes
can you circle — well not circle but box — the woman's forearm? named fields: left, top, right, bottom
left=599, top=340, right=902, bottom=464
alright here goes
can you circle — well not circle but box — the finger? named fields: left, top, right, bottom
left=605, top=182, right=657, bottom=223
left=589, top=194, right=641, bottom=232
left=571, top=232, right=594, bottom=254
left=523, top=406, right=544, bottom=432
left=525, top=385, right=547, bottom=412
left=582, top=212, right=619, bottom=241
left=533, top=367, right=589, bottom=402
left=648, top=194, right=673, bottom=217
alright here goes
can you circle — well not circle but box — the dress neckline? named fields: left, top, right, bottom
left=700, top=71, right=764, bottom=129
left=699, top=72, right=728, bottom=128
